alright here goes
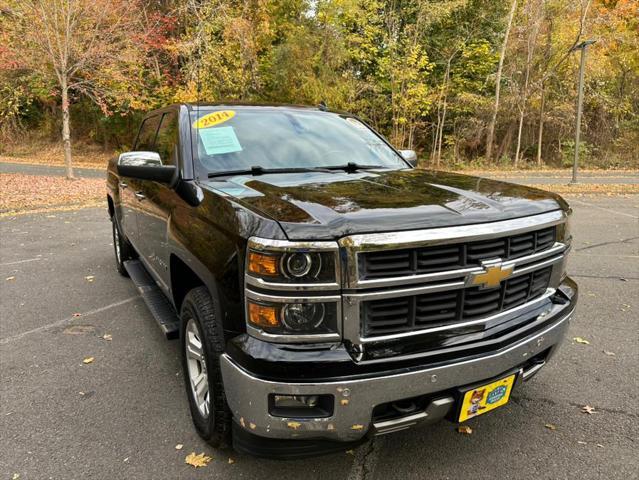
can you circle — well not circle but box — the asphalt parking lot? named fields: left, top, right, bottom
left=1, top=195, right=637, bottom=480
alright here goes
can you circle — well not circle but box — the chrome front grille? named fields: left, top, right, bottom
left=362, top=267, right=552, bottom=337
left=359, top=227, right=556, bottom=280
left=339, top=210, right=570, bottom=361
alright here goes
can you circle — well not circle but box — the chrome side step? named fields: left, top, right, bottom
left=124, top=260, right=180, bottom=340
left=373, top=397, right=455, bottom=436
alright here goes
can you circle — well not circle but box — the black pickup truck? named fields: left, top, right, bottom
left=106, top=103, right=577, bottom=458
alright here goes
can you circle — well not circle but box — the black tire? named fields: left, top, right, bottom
left=180, top=286, right=232, bottom=448
left=111, top=217, right=134, bottom=276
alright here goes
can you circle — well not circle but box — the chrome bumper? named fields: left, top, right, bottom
left=220, top=306, right=573, bottom=442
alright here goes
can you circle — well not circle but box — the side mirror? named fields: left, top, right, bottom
left=399, top=149, right=418, bottom=167
left=117, top=151, right=177, bottom=184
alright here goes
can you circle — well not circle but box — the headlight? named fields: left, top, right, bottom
left=245, top=237, right=341, bottom=342
left=246, top=238, right=339, bottom=285
left=557, top=209, right=572, bottom=246
left=246, top=299, right=338, bottom=336
left=284, top=252, right=315, bottom=278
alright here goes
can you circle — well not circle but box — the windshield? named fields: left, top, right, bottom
left=189, top=107, right=407, bottom=174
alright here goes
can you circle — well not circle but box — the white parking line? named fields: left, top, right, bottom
left=0, top=296, right=139, bottom=345
left=0, top=257, right=42, bottom=266
left=570, top=198, right=638, bottom=219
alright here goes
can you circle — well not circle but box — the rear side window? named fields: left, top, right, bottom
left=135, top=115, right=161, bottom=151
left=155, top=112, right=179, bottom=165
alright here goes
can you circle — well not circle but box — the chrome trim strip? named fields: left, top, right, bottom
left=354, top=242, right=566, bottom=289
left=341, top=210, right=565, bottom=250
left=340, top=210, right=566, bottom=288
left=522, top=361, right=546, bottom=380
left=248, top=237, right=339, bottom=252
left=344, top=255, right=563, bottom=303
left=246, top=324, right=341, bottom=344
left=373, top=397, right=454, bottom=435
left=245, top=274, right=340, bottom=292
left=356, top=288, right=555, bottom=343
left=246, top=289, right=341, bottom=303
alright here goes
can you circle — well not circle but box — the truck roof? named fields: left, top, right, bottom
left=183, top=102, right=324, bottom=111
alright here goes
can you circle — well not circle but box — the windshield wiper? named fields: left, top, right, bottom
left=207, top=166, right=331, bottom=179
left=319, top=162, right=387, bottom=173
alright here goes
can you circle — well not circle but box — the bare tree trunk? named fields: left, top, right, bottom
left=485, top=0, right=518, bottom=162
left=536, top=83, right=545, bottom=167
left=514, top=110, right=524, bottom=167
left=433, top=58, right=452, bottom=168
left=436, top=94, right=448, bottom=167
left=61, top=77, right=75, bottom=180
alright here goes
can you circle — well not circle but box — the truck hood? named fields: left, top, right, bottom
left=204, top=169, right=567, bottom=240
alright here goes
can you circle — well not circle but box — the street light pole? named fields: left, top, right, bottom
left=570, top=40, right=595, bottom=184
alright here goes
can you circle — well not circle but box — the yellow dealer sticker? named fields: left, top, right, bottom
left=193, top=110, right=235, bottom=129
left=458, top=374, right=515, bottom=422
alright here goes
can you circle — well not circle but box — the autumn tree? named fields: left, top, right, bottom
left=4, top=0, right=144, bottom=178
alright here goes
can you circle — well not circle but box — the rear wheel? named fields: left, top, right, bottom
left=180, top=286, right=232, bottom=448
left=111, top=218, right=134, bottom=276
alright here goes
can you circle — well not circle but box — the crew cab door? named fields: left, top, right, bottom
left=134, top=110, right=180, bottom=290
left=118, top=115, right=162, bottom=249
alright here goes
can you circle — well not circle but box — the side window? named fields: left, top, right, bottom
left=155, top=112, right=179, bottom=166
left=134, top=115, right=161, bottom=151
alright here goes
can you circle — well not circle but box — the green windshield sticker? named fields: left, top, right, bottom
left=199, top=126, right=243, bottom=155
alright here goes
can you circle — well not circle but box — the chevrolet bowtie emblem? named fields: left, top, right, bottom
left=468, top=260, right=514, bottom=289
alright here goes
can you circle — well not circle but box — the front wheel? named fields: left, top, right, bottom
left=111, top=218, right=134, bottom=276
left=180, top=286, right=232, bottom=448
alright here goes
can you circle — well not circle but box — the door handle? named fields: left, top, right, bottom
left=135, top=192, right=146, bottom=201
left=119, top=181, right=128, bottom=189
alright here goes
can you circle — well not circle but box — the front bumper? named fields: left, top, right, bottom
left=221, top=282, right=576, bottom=444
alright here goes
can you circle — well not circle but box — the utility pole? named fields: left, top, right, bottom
left=570, top=40, right=595, bottom=184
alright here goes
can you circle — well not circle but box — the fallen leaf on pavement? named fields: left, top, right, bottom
left=185, top=452, right=212, bottom=468
left=82, top=357, right=94, bottom=364
left=63, top=325, right=95, bottom=335
left=228, top=458, right=235, bottom=464
left=85, top=275, right=95, bottom=282
left=573, top=337, right=590, bottom=345
left=596, top=444, right=604, bottom=448
left=6, top=276, right=15, bottom=281
left=102, top=334, right=112, bottom=341
left=175, top=444, right=183, bottom=450
left=544, top=424, right=556, bottom=430
left=345, top=450, right=355, bottom=455
left=0, top=173, right=105, bottom=214
left=457, top=426, right=473, bottom=435
left=12, top=474, right=19, bottom=479
left=581, top=405, right=596, bottom=414
left=603, top=350, right=615, bottom=356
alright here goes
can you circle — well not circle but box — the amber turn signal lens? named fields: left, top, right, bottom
left=248, top=252, right=279, bottom=276
left=248, top=302, right=280, bottom=328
